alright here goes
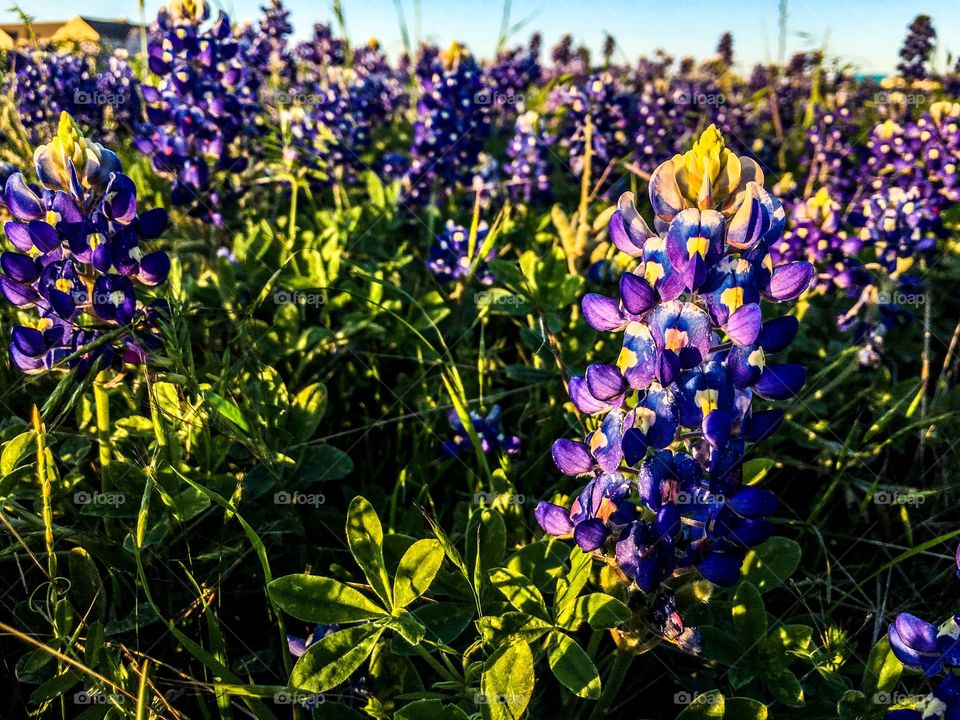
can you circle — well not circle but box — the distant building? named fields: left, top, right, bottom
left=0, top=16, right=143, bottom=52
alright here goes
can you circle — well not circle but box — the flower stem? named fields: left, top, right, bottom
left=589, top=647, right=633, bottom=720
left=93, top=371, right=111, bottom=476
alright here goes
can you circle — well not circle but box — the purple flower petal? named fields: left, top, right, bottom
left=552, top=439, right=594, bottom=475
left=725, top=303, right=762, bottom=346
left=586, top=363, right=627, bottom=401
left=619, top=272, right=656, bottom=316
left=574, top=518, right=608, bottom=551
left=5, top=173, right=44, bottom=221
left=764, top=262, right=814, bottom=302
left=754, top=364, right=806, bottom=400
left=582, top=293, right=625, bottom=332
left=758, top=316, right=799, bottom=353
left=535, top=501, right=575, bottom=536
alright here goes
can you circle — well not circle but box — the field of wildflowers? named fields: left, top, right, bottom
left=1, top=1, right=960, bottom=718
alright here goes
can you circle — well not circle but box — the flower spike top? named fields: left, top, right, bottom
left=167, top=0, right=210, bottom=24
left=34, top=112, right=122, bottom=196
left=649, top=123, right=765, bottom=222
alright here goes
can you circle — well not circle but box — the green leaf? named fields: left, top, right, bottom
left=769, top=624, right=814, bottom=657
left=676, top=691, right=725, bottom=718
left=204, top=391, right=251, bottom=432
left=286, top=382, right=328, bottom=444
left=296, top=444, right=353, bottom=483
left=393, top=539, right=444, bottom=608
left=837, top=690, right=867, bottom=720
left=699, top=626, right=742, bottom=666
left=743, top=458, right=775, bottom=485
left=477, top=612, right=553, bottom=645
left=480, top=640, right=535, bottom=720
left=741, top=537, right=802, bottom=593
left=346, top=497, right=393, bottom=609
left=268, top=575, right=387, bottom=623
left=555, top=546, right=592, bottom=615
left=390, top=608, right=426, bottom=645
left=489, top=567, right=549, bottom=620
left=466, top=508, right=507, bottom=592
left=723, top=698, right=769, bottom=719
left=291, top=623, right=385, bottom=693
left=546, top=632, right=601, bottom=699
left=394, top=700, right=470, bottom=720
left=768, top=669, right=805, bottom=707
left=732, top=582, right=767, bottom=645
left=861, top=636, right=902, bottom=696
left=1, top=431, right=34, bottom=475
left=556, top=593, right=630, bottom=630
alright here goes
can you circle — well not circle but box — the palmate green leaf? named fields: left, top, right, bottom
left=489, top=567, right=549, bottom=620
left=390, top=608, right=426, bottom=645
left=291, top=623, right=385, bottom=693
left=698, top=626, right=742, bottom=666
left=477, top=612, right=553, bottom=645
left=393, top=539, right=445, bottom=608
left=480, top=640, right=535, bottom=720
left=732, top=582, right=767, bottom=645
left=741, top=537, right=802, bottom=593
left=466, top=508, right=506, bottom=593
left=546, top=631, right=601, bottom=699
left=296, top=444, right=354, bottom=483
left=347, top=497, right=393, bottom=609
left=268, top=575, right=387, bottom=623
left=723, top=698, right=769, bottom=719
left=556, top=593, right=630, bottom=630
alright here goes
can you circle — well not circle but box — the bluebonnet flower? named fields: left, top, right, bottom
left=404, top=43, right=492, bottom=203
left=95, top=50, right=143, bottom=139
left=553, top=72, right=633, bottom=180
left=504, top=110, right=551, bottom=202
left=889, top=613, right=960, bottom=677
left=427, top=221, right=494, bottom=285
left=897, top=15, right=936, bottom=82
left=287, top=624, right=339, bottom=657
left=442, top=404, right=520, bottom=458
left=536, top=127, right=812, bottom=640
left=885, top=675, right=960, bottom=720
left=5, top=50, right=101, bottom=139
left=136, top=0, right=263, bottom=225
left=1, top=113, right=169, bottom=375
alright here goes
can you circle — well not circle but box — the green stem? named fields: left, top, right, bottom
left=589, top=648, right=633, bottom=720
left=93, top=372, right=111, bottom=476
left=413, top=643, right=460, bottom=684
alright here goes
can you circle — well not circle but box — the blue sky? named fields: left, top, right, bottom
left=5, top=0, right=960, bottom=74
